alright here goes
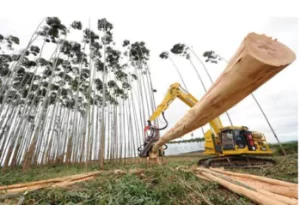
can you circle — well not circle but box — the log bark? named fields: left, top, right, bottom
left=152, top=33, right=296, bottom=151
left=201, top=171, right=287, bottom=205
left=230, top=176, right=298, bottom=200
left=196, top=168, right=297, bottom=204
left=0, top=171, right=102, bottom=193
left=209, top=168, right=297, bottom=187
left=198, top=168, right=297, bottom=203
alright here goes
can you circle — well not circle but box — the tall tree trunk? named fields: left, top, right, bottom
left=99, top=37, right=107, bottom=169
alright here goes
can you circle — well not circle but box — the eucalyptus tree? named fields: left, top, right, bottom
left=122, top=42, right=143, bottom=158
left=129, top=42, right=152, bottom=117
left=121, top=79, right=133, bottom=161
left=0, top=35, right=50, bottom=169
left=1, top=17, right=146, bottom=169
left=97, top=18, right=114, bottom=169
left=50, top=37, right=84, bottom=164
left=105, top=46, right=122, bottom=161
left=106, top=80, right=117, bottom=161
left=203, top=50, right=287, bottom=156
left=158, top=50, right=206, bottom=137
left=38, top=39, right=84, bottom=165
left=170, top=43, right=234, bottom=128
left=20, top=17, right=75, bottom=170
left=126, top=42, right=153, bottom=156
left=0, top=16, right=49, bottom=116
left=159, top=51, right=188, bottom=90
left=0, top=35, right=20, bottom=108
left=36, top=25, right=87, bottom=166
left=105, top=43, right=132, bottom=162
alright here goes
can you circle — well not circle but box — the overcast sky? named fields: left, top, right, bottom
left=0, top=0, right=299, bottom=144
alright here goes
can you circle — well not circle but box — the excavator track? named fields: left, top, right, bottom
left=198, top=156, right=276, bottom=168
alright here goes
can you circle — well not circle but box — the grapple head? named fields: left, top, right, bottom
left=138, top=126, right=162, bottom=158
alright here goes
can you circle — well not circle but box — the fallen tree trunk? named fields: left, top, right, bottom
left=0, top=171, right=102, bottom=192
left=230, top=176, right=298, bottom=200
left=209, top=168, right=297, bottom=187
left=197, top=168, right=298, bottom=204
left=52, top=175, right=97, bottom=188
left=152, top=33, right=296, bottom=151
left=200, top=171, right=287, bottom=205
left=0, top=169, right=145, bottom=195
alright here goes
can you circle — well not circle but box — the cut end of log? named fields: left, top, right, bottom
left=245, top=32, right=296, bottom=66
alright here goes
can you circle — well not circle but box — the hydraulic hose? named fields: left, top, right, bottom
left=157, top=112, right=168, bottom=130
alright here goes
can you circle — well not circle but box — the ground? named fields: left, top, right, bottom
left=0, top=142, right=298, bottom=205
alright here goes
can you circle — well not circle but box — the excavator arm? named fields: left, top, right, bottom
left=149, top=82, right=223, bottom=136
left=147, top=83, right=195, bottom=122
left=138, top=82, right=224, bottom=157
left=147, top=83, right=181, bottom=123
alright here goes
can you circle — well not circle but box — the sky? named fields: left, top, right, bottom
left=0, top=0, right=299, bottom=144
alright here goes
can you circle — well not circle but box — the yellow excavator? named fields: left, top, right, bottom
left=138, top=83, right=275, bottom=168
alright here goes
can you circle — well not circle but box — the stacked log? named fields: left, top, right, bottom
left=195, top=168, right=298, bottom=205
left=0, top=169, right=145, bottom=197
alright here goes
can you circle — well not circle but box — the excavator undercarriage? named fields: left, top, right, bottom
left=198, top=156, right=276, bottom=168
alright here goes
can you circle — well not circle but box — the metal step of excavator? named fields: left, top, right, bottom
left=198, top=156, right=276, bottom=168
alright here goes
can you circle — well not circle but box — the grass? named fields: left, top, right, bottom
left=269, top=141, right=298, bottom=155
left=0, top=142, right=297, bottom=205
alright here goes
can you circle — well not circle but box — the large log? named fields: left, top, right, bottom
left=209, top=168, right=297, bottom=187
left=230, top=176, right=298, bottom=199
left=152, top=32, right=296, bottom=151
left=0, top=171, right=102, bottom=192
left=197, top=168, right=298, bottom=204
left=200, top=171, right=287, bottom=205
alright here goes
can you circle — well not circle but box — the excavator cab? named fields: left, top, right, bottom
left=220, top=126, right=249, bottom=151
left=217, top=126, right=273, bottom=154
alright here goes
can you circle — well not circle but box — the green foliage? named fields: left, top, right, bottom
left=170, top=43, right=192, bottom=60
left=130, top=41, right=150, bottom=62
left=30, top=45, right=40, bottom=56
left=98, top=18, right=113, bottom=32
left=37, top=17, right=67, bottom=43
left=203, top=50, right=220, bottom=63
left=159, top=51, right=168, bottom=59
left=106, top=46, right=121, bottom=67
left=6, top=35, right=20, bottom=45
left=83, top=29, right=99, bottom=44
left=170, top=43, right=186, bottom=55
left=71, top=21, right=82, bottom=30
left=123, top=39, right=130, bottom=47
left=0, top=17, right=140, bottom=109
left=269, top=141, right=298, bottom=156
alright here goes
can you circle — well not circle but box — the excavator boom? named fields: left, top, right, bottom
left=147, top=82, right=223, bottom=135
